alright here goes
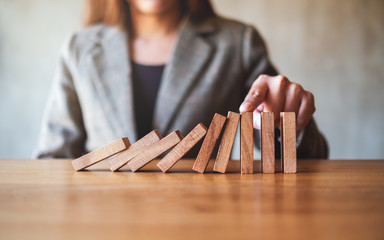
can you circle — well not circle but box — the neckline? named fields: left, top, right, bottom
left=131, top=60, right=166, bottom=68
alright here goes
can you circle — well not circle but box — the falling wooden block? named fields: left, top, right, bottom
left=280, top=112, right=297, bottom=173
left=261, top=112, right=275, bottom=173
left=192, top=113, right=226, bottom=173
left=157, top=124, right=207, bottom=172
left=72, top=138, right=130, bottom=171
left=213, top=111, right=240, bottom=173
left=128, top=131, right=183, bottom=172
left=107, top=130, right=162, bottom=171
left=240, top=112, right=254, bottom=174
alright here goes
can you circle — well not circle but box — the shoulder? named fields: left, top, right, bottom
left=60, top=24, right=121, bottom=62
left=189, top=16, right=264, bottom=47
left=214, top=16, right=251, bottom=32
left=69, top=23, right=118, bottom=45
left=216, top=16, right=267, bottom=49
left=202, top=16, right=260, bottom=37
left=216, top=17, right=264, bottom=43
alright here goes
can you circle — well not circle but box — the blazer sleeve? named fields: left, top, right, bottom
left=241, top=25, right=329, bottom=158
left=33, top=35, right=86, bottom=158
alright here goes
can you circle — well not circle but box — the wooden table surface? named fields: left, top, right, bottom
left=0, top=159, right=383, bottom=240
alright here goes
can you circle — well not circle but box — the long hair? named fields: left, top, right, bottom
left=83, top=0, right=216, bottom=28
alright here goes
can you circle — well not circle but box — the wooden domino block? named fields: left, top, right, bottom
left=192, top=113, right=226, bottom=173
left=261, top=112, right=275, bottom=173
left=280, top=112, right=297, bottom=173
left=107, top=130, right=162, bottom=171
left=72, top=138, right=130, bottom=171
left=213, top=111, right=240, bottom=173
left=240, top=112, right=254, bottom=174
left=128, top=131, right=183, bottom=172
left=157, top=123, right=207, bottom=173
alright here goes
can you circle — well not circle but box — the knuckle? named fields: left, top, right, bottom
left=258, top=75, right=269, bottom=85
left=306, top=92, right=315, bottom=104
left=290, top=83, right=304, bottom=96
left=275, top=75, right=289, bottom=88
left=252, top=90, right=261, bottom=97
left=256, top=74, right=268, bottom=83
left=278, top=75, right=289, bottom=82
left=295, top=83, right=304, bottom=91
left=247, top=87, right=260, bottom=99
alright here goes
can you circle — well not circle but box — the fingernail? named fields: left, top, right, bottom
left=239, top=103, right=250, bottom=112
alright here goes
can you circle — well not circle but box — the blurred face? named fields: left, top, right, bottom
left=127, top=0, right=180, bottom=15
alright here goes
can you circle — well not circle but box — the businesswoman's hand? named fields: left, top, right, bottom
left=239, top=75, right=316, bottom=130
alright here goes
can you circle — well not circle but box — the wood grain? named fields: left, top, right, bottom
left=157, top=123, right=207, bottom=172
left=213, top=111, right=240, bottom=173
left=192, top=113, right=226, bottom=173
left=280, top=112, right=297, bottom=173
left=261, top=112, right=275, bottom=173
left=240, top=112, right=254, bottom=174
left=2, top=159, right=384, bottom=240
left=71, top=138, right=130, bottom=171
left=128, top=131, right=183, bottom=172
left=107, top=130, right=162, bottom=171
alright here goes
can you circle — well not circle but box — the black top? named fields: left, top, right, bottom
left=131, top=61, right=165, bottom=139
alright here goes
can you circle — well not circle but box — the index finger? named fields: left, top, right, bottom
left=239, top=75, right=269, bottom=112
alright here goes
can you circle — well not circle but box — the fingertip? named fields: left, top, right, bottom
left=239, top=103, right=251, bottom=113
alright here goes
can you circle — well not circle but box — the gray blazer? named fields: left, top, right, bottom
left=35, top=16, right=328, bottom=158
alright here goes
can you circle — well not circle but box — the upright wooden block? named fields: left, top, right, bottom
left=72, top=138, right=130, bottom=171
left=280, top=112, right=297, bottom=173
left=213, top=111, right=240, bottom=173
left=128, top=131, right=183, bottom=172
left=157, top=123, right=207, bottom=173
left=240, top=112, right=254, bottom=174
left=261, top=112, right=275, bottom=173
left=107, top=130, right=162, bottom=171
left=192, top=113, right=226, bottom=173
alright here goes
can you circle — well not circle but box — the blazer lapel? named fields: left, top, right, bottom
left=153, top=18, right=216, bottom=133
left=86, top=27, right=138, bottom=141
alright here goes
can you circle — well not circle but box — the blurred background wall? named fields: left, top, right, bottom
left=0, top=0, right=383, bottom=159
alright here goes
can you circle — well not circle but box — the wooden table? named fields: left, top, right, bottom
left=0, top=159, right=383, bottom=240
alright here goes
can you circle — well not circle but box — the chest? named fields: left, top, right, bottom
left=129, top=34, right=177, bottom=65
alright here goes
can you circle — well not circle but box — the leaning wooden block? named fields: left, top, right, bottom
left=241, top=112, right=254, bottom=174
left=193, top=113, right=226, bottom=173
left=213, top=111, right=240, bottom=173
left=281, top=112, right=297, bottom=173
left=72, top=138, right=130, bottom=171
left=107, top=130, right=162, bottom=171
left=157, top=124, right=207, bottom=173
left=128, top=131, right=183, bottom=172
left=261, top=112, right=275, bottom=174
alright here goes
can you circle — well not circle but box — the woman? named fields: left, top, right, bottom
left=35, top=0, right=328, bottom=158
